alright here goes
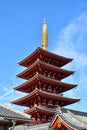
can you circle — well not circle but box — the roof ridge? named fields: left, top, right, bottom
left=62, top=107, right=87, bottom=115
left=39, top=90, right=80, bottom=100
left=67, top=110, right=87, bottom=125
left=0, top=103, right=30, bottom=118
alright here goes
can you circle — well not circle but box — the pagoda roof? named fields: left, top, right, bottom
left=16, top=59, right=74, bottom=80
left=11, top=89, right=80, bottom=107
left=24, top=106, right=55, bottom=115
left=18, top=47, right=73, bottom=67
left=14, top=73, right=77, bottom=93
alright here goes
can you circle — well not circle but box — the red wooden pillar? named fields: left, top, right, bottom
left=4, top=126, right=9, bottom=130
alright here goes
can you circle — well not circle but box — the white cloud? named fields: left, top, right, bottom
left=0, top=90, right=14, bottom=100
left=0, top=66, right=26, bottom=107
left=52, top=12, right=87, bottom=100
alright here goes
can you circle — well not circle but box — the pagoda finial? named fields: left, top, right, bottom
left=42, top=18, right=48, bottom=50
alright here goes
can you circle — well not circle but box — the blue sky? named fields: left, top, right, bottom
left=0, top=0, right=87, bottom=112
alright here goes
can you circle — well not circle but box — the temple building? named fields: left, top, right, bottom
left=51, top=107, right=87, bottom=130
left=0, top=104, right=31, bottom=130
left=11, top=19, right=80, bottom=125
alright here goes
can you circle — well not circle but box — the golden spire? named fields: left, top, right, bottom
left=42, top=18, right=48, bottom=50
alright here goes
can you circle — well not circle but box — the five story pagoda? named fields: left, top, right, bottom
left=11, top=19, right=80, bottom=124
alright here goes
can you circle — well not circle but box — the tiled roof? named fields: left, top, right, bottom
left=61, top=107, right=87, bottom=117
left=51, top=107, right=87, bottom=130
left=14, top=123, right=50, bottom=130
left=18, top=47, right=72, bottom=67
left=12, top=89, right=80, bottom=107
left=0, top=104, right=31, bottom=121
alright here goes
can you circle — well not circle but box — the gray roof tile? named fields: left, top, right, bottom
left=51, top=107, right=87, bottom=130
left=0, top=104, right=31, bottom=121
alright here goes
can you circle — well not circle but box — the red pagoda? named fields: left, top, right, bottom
left=11, top=19, right=80, bottom=124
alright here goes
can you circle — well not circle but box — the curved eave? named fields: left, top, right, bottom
left=24, top=106, right=55, bottom=115
left=11, top=90, right=80, bottom=107
left=14, top=73, right=77, bottom=93
left=18, top=47, right=73, bottom=67
left=51, top=107, right=87, bottom=130
left=16, top=59, right=74, bottom=80
left=18, top=47, right=40, bottom=67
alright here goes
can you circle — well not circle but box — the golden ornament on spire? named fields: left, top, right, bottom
left=42, top=18, right=48, bottom=50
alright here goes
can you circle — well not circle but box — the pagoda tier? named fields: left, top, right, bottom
left=16, top=59, right=74, bottom=80
left=24, top=106, right=55, bottom=115
left=18, top=47, right=73, bottom=68
left=24, top=106, right=55, bottom=123
left=11, top=89, right=80, bottom=108
left=14, top=73, right=77, bottom=93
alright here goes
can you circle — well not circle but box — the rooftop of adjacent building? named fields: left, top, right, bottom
left=0, top=103, right=32, bottom=127
left=51, top=106, right=87, bottom=130
left=12, top=106, right=87, bottom=130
